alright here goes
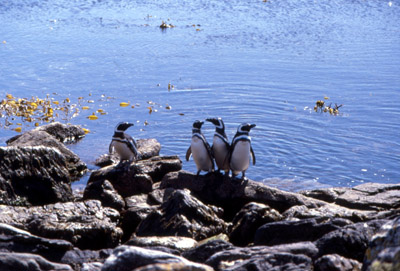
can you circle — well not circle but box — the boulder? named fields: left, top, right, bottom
left=86, top=155, right=181, bottom=198
left=120, top=203, right=157, bottom=242
left=83, top=179, right=125, bottom=211
left=314, top=254, right=362, bottom=271
left=205, top=244, right=315, bottom=271
left=101, top=245, right=212, bottom=271
left=136, top=189, right=227, bottom=241
left=160, top=170, right=326, bottom=219
left=229, top=202, right=283, bottom=246
left=0, top=223, right=73, bottom=262
left=0, top=252, right=73, bottom=271
left=283, top=204, right=376, bottom=223
left=133, top=262, right=213, bottom=271
left=0, top=146, right=74, bottom=205
left=254, top=217, right=352, bottom=246
left=95, top=139, right=162, bottom=167
left=302, top=183, right=400, bottom=211
left=182, top=239, right=234, bottom=263
left=60, top=248, right=112, bottom=271
left=0, top=200, right=122, bottom=250
left=7, top=127, right=87, bottom=180
left=315, top=219, right=388, bottom=262
left=363, top=217, right=400, bottom=271
left=126, top=236, right=198, bottom=253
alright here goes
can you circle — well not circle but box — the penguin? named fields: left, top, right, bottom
left=229, top=123, right=256, bottom=179
left=186, top=120, right=215, bottom=176
left=109, top=122, right=139, bottom=164
left=206, top=117, right=230, bottom=175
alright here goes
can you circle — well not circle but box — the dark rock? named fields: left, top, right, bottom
left=316, top=219, right=388, bottom=262
left=302, top=183, right=400, bottom=211
left=0, top=200, right=122, bottom=250
left=95, top=139, right=162, bottom=167
left=161, top=170, right=326, bottom=219
left=229, top=202, right=283, bottom=246
left=254, top=217, right=352, bottom=246
left=283, top=204, right=376, bottom=223
left=205, top=246, right=313, bottom=271
left=6, top=122, right=86, bottom=145
left=0, top=252, right=73, bottom=271
left=7, top=128, right=87, bottom=180
left=0, top=146, right=74, bottom=206
left=136, top=189, right=227, bottom=241
left=83, top=179, right=125, bottom=211
left=125, top=236, right=197, bottom=253
left=363, top=217, right=400, bottom=271
left=133, top=262, right=213, bottom=271
left=101, top=245, right=212, bottom=271
left=182, top=239, right=234, bottom=263
left=87, top=155, right=181, bottom=198
left=120, top=201, right=157, bottom=242
left=314, top=254, right=362, bottom=271
left=60, top=248, right=112, bottom=271
left=0, top=223, right=73, bottom=262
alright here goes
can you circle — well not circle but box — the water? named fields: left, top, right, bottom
left=1, top=0, right=399, bottom=191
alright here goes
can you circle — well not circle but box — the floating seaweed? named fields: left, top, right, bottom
left=314, top=97, right=342, bottom=116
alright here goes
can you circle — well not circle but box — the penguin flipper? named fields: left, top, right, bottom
left=250, top=146, right=256, bottom=165
left=186, top=146, right=192, bottom=161
left=109, top=141, right=115, bottom=154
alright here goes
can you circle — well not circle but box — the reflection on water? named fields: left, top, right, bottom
left=1, top=0, right=399, bottom=190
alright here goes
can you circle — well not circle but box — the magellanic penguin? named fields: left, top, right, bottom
left=186, top=120, right=215, bottom=176
left=206, top=117, right=230, bottom=175
left=109, top=122, right=139, bottom=164
left=229, top=123, right=256, bottom=179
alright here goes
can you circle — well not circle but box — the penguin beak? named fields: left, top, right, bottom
left=206, top=118, right=216, bottom=124
left=250, top=124, right=256, bottom=129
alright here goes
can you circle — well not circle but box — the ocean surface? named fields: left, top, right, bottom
left=1, top=0, right=399, bottom=191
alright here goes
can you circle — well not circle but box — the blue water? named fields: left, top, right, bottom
left=1, top=0, right=399, bottom=191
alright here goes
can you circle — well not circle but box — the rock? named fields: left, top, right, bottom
left=205, top=246, right=314, bottom=271
left=0, top=223, right=73, bottom=262
left=7, top=122, right=86, bottom=144
left=101, top=245, right=212, bottom=271
left=182, top=239, right=234, bottom=264
left=87, top=155, right=181, bottom=198
left=315, top=254, right=362, bottom=271
left=136, top=189, right=227, bottom=241
left=302, top=183, right=400, bottom=211
left=83, top=179, right=125, bottom=211
left=0, top=146, right=74, bottom=205
left=316, top=219, right=388, bottom=262
left=120, top=201, right=157, bottom=242
left=133, top=262, right=213, bottom=271
left=0, top=200, right=122, bottom=250
left=7, top=127, right=87, bottom=180
left=160, top=170, right=326, bottom=219
left=95, top=139, right=162, bottom=167
left=254, top=217, right=352, bottom=246
left=126, top=236, right=198, bottom=253
left=0, top=252, right=73, bottom=271
left=60, top=248, right=112, bottom=271
left=283, top=204, right=376, bottom=223
left=229, top=202, right=283, bottom=246
left=363, top=217, right=400, bottom=271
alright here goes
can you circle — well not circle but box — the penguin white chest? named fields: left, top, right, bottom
left=230, top=141, right=251, bottom=173
left=213, top=136, right=229, bottom=169
left=191, top=137, right=212, bottom=171
left=113, top=141, right=134, bottom=161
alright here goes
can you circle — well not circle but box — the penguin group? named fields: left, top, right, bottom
left=186, top=118, right=256, bottom=179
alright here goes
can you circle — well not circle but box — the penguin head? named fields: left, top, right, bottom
left=115, top=122, right=134, bottom=132
left=206, top=117, right=225, bottom=129
left=237, top=123, right=256, bottom=133
left=192, top=120, right=204, bottom=129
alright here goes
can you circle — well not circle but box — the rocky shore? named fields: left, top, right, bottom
left=0, top=122, right=399, bottom=271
